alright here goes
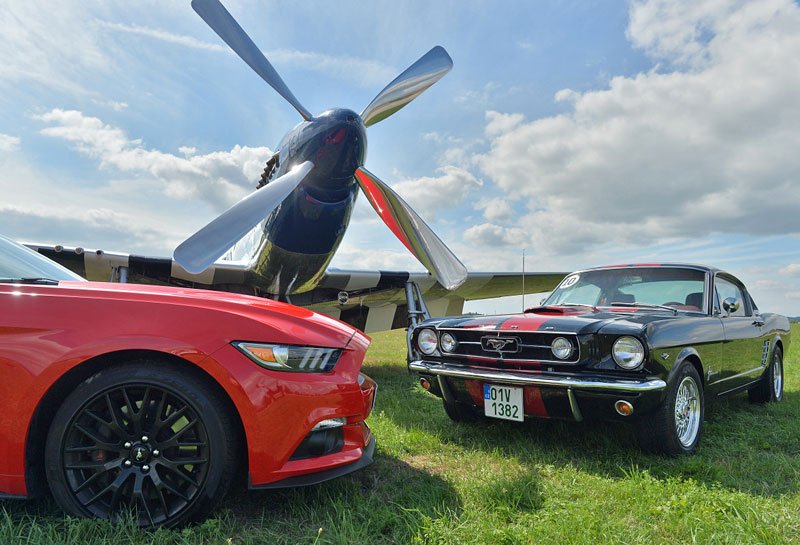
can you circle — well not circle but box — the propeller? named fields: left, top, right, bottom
left=355, top=167, right=467, bottom=290
left=174, top=162, right=314, bottom=274
left=186, top=1, right=464, bottom=290
left=191, top=0, right=312, bottom=120
left=360, top=46, right=453, bottom=127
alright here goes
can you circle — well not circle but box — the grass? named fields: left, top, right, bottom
left=2, top=325, right=799, bottom=544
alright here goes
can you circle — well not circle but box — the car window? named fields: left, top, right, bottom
left=715, top=277, right=748, bottom=317
left=544, top=267, right=706, bottom=311
left=0, top=235, right=85, bottom=282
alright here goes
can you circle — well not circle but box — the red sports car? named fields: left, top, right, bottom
left=0, top=235, right=376, bottom=526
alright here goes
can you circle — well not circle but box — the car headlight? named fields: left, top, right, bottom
left=612, top=336, right=645, bottom=369
left=417, top=328, right=438, bottom=355
left=233, top=342, right=341, bottom=372
left=551, top=337, right=573, bottom=360
left=440, top=332, right=457, bottom=352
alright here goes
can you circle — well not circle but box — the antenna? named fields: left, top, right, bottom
left=522, top=248, right=526, bottom=311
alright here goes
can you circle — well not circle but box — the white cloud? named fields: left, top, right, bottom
left=477, top=0, right=800, bottom=256
left=0, top=134, right=20, bottom=152
left=94, top=20, right=396, bottom=88
left=475, top=197, right=514, bottom=222
left=35, top=109, right=271, bottom=210
left=780, top=264, right=800, bottom=276
left=391, top=165, right=483, bottom=219
left=463, top=223, right=527, bottom=247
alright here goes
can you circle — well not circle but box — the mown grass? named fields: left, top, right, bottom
left=2, top=325, right=799, bottom=544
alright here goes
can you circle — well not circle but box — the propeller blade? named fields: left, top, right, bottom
left=360, top=46, right=453, bottom=127
left=174, top=161, right=314, bottom=274
left=354, top=167, right=467, bottom=290
left=191, top=0, right=312, bottom=120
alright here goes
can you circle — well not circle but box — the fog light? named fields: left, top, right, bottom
left=311, top=417, right=346, bottom=431
left=420, top=377, right=431, bottom=391
left=614, top=400, right=634, bottom=416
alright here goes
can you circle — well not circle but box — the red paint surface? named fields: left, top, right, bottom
left=0, top=281, right=374, bottom=496
left=354, top=169, right=415, bottom=254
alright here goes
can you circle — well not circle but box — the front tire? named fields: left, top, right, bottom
left=638, top=362, right=704, bottom=455
left=45, top=360, right=240, bottom=527
left=749, top=345, right=784, bottom=403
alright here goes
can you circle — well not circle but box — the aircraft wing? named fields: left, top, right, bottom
left=24, top=243, right=565, bottom=333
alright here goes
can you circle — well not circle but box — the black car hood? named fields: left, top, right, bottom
left=430, top=307, right=693, bottom=336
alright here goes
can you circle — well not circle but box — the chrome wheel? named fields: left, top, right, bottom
left=773, top=353, right=783, bottom=399
left=674, top=376, right=701, bottom=448
left=61, top=384, right=210, bottom=526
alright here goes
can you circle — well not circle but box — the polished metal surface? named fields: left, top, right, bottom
left=774, top=352, right=783, bottom=398
left=409, top=360, right=667, bottom=392
left=191, top=0, right=312, bottom=120
left=675, top=375, right=701, bottom=447
left=174, top=162, right=314, bottom=274
left=355, top=167, right=467, bottom=290
left=360, top=46, right=453, bottom=127
left=567, top=388, right=583, bottom=421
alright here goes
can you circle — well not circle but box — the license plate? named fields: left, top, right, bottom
left=483, top=384, right=523, bottom=422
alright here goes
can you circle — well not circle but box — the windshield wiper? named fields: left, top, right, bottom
left=0, top=277, right=60, bottom=285
left=609, top=302, right=678, bottom=315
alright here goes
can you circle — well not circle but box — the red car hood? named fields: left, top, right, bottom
left=55, top=281, right=365, bottom=349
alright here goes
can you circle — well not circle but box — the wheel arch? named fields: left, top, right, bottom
left=25, top=349, right=247, bottom=497
left=668, top=347, right=705, bottom=389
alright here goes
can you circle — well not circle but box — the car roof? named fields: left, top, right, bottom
left=577, top=263, right=723, bottom=274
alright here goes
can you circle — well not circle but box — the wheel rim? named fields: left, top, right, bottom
left=674, top=376, right=701, bottom=448
left=773, top=354, right=783, bottom=399
left=61, top=384, right=210, bottom=526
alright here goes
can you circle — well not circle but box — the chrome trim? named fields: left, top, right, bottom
left=409, top=361, right=667, bottom=392
left=567, top=388, right=583, bottom=421
left=711, top=366, right=766, bottom=385
left=436, top=327, right=580, bottom=336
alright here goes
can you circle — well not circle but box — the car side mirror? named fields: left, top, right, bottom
left=722, top=297, right=740, bottom=315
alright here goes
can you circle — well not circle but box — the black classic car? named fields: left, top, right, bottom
left=408, top=264, right=791, bottom=455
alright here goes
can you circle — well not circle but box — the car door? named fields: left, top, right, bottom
left=712, top=274, right=765, bottom=393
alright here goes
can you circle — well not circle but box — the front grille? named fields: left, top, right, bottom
left=437, top=328, right=581, bottom=364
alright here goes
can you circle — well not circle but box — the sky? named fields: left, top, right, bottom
left=1, top=0, right=799, bottom=316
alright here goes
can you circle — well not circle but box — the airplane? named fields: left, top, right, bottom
left=26, top=0, right=565, bottom=332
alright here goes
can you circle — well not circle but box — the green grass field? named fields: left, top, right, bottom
left=3, top=325, right=799, bottom=544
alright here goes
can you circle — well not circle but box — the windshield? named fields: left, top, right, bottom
left=0, top=235, right=85, bottom=283
left=544, top=267, right=707, bottom=312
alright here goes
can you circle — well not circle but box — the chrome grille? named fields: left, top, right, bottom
left=437, top=328, right=581, bottom=364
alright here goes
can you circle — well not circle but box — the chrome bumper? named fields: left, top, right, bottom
left=409, top=360, right=667, bottom=393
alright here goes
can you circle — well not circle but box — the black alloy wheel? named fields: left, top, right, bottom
left=638, top=361, right=704, bottom=456
left=749, top=345, right=784, bottom=403
left=45, top=361, right=239, bottom=527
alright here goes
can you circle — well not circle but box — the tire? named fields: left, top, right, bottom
left=45, top=360, right=240, bottom=527
left=749, top=345, right=784, bottom=403
left=638, top=361, right=704, bottom=456
left=443, top=399, right=480, bottom=422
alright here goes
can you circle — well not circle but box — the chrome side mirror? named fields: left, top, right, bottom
left=722, top=297, right=740, bottom=315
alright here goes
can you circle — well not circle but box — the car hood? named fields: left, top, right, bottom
left=53, top=281, right=364, bottom=348
left=431, top=306, right=689, bottom=335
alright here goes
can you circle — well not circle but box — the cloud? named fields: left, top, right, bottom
left=477, top=0, right=800, bottom=256
left=94, top=20, right=396, bottom=88
left=464, top=223, right=527, bottom=247
left=391, top=166, right=483, bottom=219
left=0, top=134, right=20, bottom=152
left=475, top=197, right=514, bottom=222
left=35, top=109, right=271, bottom=210
left=780, top=264, right=800, bottom=277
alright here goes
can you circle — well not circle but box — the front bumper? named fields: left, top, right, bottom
left=410, top=360, right=667, bottom=421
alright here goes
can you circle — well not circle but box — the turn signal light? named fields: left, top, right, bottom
left=420, top=378, right=431, bottom=391
left=615, top=400, right=634, bottom=416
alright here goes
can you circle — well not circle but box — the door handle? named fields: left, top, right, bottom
left=752, top=318, right=765, bottom=327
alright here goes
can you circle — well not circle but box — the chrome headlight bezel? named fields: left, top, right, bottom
left=440, top=332, right=457, bottom=353
left=612, top=336, right=645, bottom=369
left=417, top=328, right=438, bottom=355
left=551, top=336, right=574, bottom=360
